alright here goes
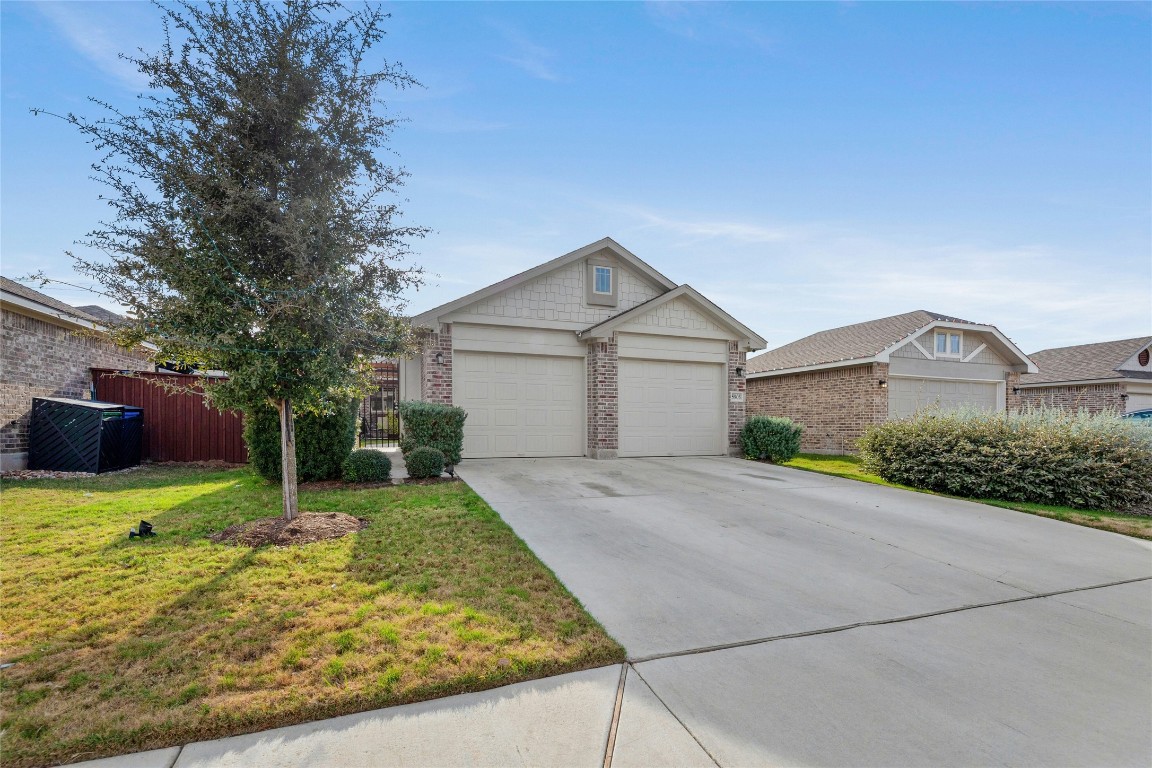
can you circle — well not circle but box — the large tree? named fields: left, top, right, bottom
left=37, top=0, right=425, bottom=518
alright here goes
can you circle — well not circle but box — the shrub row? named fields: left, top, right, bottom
left=857, top=408, right=1152, bottom=511
left=398, top=400, right=466, bottom=469
left=244, top=401, right=358, bottom=482
left=741, top=415, right=803, bottom=463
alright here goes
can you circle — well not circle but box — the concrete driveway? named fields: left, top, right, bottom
left=459, top=456, right=1152, bottom=767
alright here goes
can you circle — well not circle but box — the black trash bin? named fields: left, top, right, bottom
left=28, top=397, right=143, bottom=473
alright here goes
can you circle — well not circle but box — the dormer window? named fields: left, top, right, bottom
left=935, top=331, right=962, bottom=358
left=593, top=266, right=613, bottom=294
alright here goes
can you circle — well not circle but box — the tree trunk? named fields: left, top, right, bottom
left=278, top=398, right=299, bottom=521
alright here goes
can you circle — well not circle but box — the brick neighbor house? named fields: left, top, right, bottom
left=0, top=276, right=152, bottom=471
left=745, top=311, right=1036, bottom=454
left=398, top=238, right=766, bottom=459
left=1016, top=337, right=1152, bottom=414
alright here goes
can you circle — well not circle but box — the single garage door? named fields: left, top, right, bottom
left=889, top=377, right=1000, bottom=419
left=454, top=352, right=583, bottom=458
left=618, top=359, right=725, bottom=457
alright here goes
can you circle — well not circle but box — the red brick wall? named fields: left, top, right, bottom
left=1017, top=382, right=1126, bottom=414
left=1, top=309, right=152, bottom=467
left=586, top=335, right=618, bottom=459
left=727, top=342, right=747, bottom=455
left=1005, top=371, right=1022, bottom=413
left=419, top=324, right=453, bottom=404
left=746, top=363, right=889, bottom=454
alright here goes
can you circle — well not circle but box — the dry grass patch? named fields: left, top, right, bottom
left=0, top=466, right=623, bottom=767
left=783, top=453, right=1152, bottom=540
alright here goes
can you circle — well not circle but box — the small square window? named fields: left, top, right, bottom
left=594, top=266, right=612, bottom=294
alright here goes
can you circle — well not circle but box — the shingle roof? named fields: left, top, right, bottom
left=0, top=276, right=101, bottom=324
left=74, top=304, right=126, bottom=325
left=746, top=310, right=978, bottom=374
left=1019, top=337, right=1152, bottom=385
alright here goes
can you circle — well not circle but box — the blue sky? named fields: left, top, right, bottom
left=2, top=1, right=1149, bottom=355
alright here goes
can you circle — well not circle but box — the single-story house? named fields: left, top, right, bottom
left=1, top=276, right=152, bottom=471
left=1017, top=337, right=1152, bottom=414
left=745, top=310, right=1036, bottom=453
left=399, top=238, right=766, bottom=459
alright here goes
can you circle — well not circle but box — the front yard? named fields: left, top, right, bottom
left=784, top=453, right=1152, bottom=540
left=0, top=466, right=624, bottom=768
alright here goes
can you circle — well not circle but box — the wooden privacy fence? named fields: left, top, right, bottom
left=91, top=369, right=248, bottom=463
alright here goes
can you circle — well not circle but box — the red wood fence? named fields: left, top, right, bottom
left=91, top=369, right=248, bottom=463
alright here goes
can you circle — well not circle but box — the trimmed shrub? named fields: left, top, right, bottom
left=342, top=449, right=391, bottom=483
left=244, top=401, right=358, bottom=482
left=406, top=446, right=445, bottom=479
left=857, top=407, right=1152, bottom=511
left=741, top=415, right=803, bottom=463
left=398, top=401, right=467, bottom=465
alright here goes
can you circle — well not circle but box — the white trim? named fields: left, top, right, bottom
left=962, top=342, right=988, bottom=363
left=1, top=291, right=105, bottom=332
left=410, top=238, right=677, bottom=328
left=577, top=284, right=767, bottom=349
left=876, top=320, right=1037, bottom=372
left=932, top=330, right=964, bottom=359
left=592, top=265, right=613, bottom=295
left=747, top=357, right=878, bottom=379
left=910, top=338, right=934, bottom=360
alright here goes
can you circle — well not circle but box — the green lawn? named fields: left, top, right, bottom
left=0, top=467, right=624, bottom=768
left=783, top=453, right=1152, bottom=540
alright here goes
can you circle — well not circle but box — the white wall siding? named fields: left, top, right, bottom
left=624, top=298, right=728, bottom=336
left=452, top=323, right=584, bottom=357
left=617, top=333, right=728, bottom=363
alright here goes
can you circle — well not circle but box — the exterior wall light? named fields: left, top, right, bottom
left=435, top=351, right=444, bottom=365
left=1012, top=386, right=1020, bottom=394
left=878, top=379, right=887, bottom=388
left=1120, top=393, right=1129, bottom=401
left=735, top=366, right=745, bottom=378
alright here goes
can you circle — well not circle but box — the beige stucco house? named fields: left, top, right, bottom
left=745, top=311, right=1036, bottom=453
left=1017, top=337, right=1152, bottom=414
left=399, top=238, right=766, bottom=459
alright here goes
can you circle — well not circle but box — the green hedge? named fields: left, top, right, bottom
left=857, top=408, right=1152, bottom=511
left=406, top=446, right=445, bottom=479
left=398, top=401, right=467, bottom=465
left=244, top=401, right=358, bottom=482
left=741, top=415, right=803, bottom=463
left=342, top=449, right=391, bottom=483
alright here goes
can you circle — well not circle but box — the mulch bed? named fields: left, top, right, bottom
left=208, top=512, right=369, bottom=547
left=402, top=476, right=462, bottom=486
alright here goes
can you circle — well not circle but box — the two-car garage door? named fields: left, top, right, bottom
left=618, top=359, right=726, bottom=457
left=888, top=377, right=1000, bottom=419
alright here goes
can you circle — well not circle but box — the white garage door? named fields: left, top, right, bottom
left=618, top=359, right=725, bottom=457
left=889, top=377, right=1000, bottom=419
left=454, top=352, right=583, bottom=458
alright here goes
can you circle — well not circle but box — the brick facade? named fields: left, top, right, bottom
left=586, top=335, right=619, bottom=459
left=727, top=341, right=746, bottom=455
left=1, top=308, right=152, bottom=470
left=1017, top=382, right=1126, bottom=414
left=1005, top=371, right=1022, bottom=413
left=746, top=363, right=889, bottom=454
left=419, top=324, right=453, bottom=404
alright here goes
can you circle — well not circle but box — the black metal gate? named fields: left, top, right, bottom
left=358, top=363, right=400, bottom=447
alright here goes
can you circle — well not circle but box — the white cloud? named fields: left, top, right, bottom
left=36, top=3, right=151, bottom=91
left=491, top=23, right=561, bottom=82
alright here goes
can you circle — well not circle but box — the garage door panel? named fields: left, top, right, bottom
left=619, top=358, right=725, bottom=457
left=455, top=351, right=584, bottom=458
left=889, top=377, right=999, bottom=420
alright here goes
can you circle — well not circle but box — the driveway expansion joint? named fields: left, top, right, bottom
left=628, top=664, right=723, bottom=768
left=627, top=575, right=1152, bottom=665
left=602, top=664, right=628, bottom=768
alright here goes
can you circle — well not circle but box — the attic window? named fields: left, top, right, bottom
left=935, top=331, right=962, bottom=358
left=593, top=266, right=613, bottom=295
left=1140, top=348, right=1150, bottom=367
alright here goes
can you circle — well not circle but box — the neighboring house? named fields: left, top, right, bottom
left=0, top=277, right=152, bottom=471
left=745, top=310, right=1036, bottom=454
left=401, top=238, right=766, bottom=459
left=1017, top=337, right=1152, bottom=414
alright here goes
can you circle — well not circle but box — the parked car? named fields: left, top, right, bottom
left=1121, top=409, right=1152, bottom=422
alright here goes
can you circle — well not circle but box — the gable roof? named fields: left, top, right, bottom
left=1, top=276, right=102, bottom=324
left=746, top=310, right=979, bottom=374
left=74, top=304, right=126, bottom=325
left=410, top=237, right=677, bottom=328
left=577, top=284, right=767, bottom=349
left=1019, top=337, right=1152, bottom=386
